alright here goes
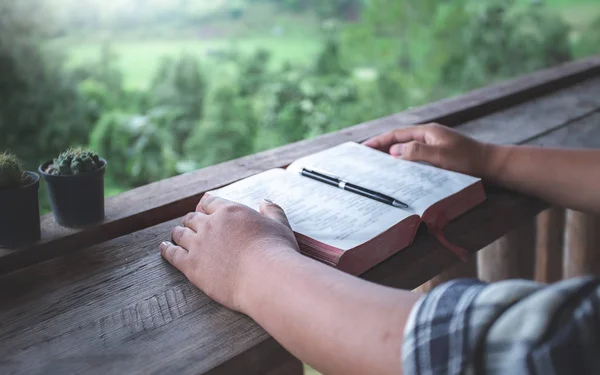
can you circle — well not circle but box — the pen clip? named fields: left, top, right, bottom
left=308, top=168, right=340, bottom=180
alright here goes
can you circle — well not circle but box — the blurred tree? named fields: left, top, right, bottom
left=149, top=53, right=207, bottom=153
left=0, top=0, right=94, bottom=167
left=258, top=0, right=363, bottom=20
left=236, top=49, right=273, bottom=97
left=73, top=42, right=136, bottom=122
left=439, top=0, right=572, bottom=90
left=90, top=110, right=179, bottom=186
left=574, top=15, right=600, bottom=58
left=185, top=80, right=258, bottom=167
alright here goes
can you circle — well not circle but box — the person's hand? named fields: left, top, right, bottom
left=363, top=123, right=494, bottom=177
left=159, top=196, right=301, bottom=313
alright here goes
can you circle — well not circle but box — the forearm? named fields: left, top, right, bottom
left=485, top=145, right=600, bottom=214
left=240, top=249, right=421, bottom=375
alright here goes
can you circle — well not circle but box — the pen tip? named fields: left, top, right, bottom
left=393, top=200, right=409, bottom=209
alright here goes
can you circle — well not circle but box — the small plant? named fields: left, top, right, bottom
left=40, top=147, right=106, bottom=227
left=0, top=152, right=25, bottom=189
left=45, top=148, right=103, bottom=176
left=0, top=152, right=41, bottom=246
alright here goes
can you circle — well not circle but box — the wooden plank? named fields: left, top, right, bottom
left=529, top=110, right=600, bottom=280
left=1, top=56, right=599, bottom=274
left=0, top=187, right=546, bottom=375
left=564, top=211, right=600, bottom=278
left=414, top=254, right=477, bottom=293
left=466, top=93, right=600, bottom=283
left=363, top=190, right=545, bottom=288
left=478, top=218, right=536, bottom=282
left=535, top=207, right=566, bottom=283
left=457, top=77, right=600, bottom=145
left=527, top=110, right=600, bottom=149
left=7, top=83, right=600, bottom=372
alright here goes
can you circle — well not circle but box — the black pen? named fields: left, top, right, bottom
left=300, top=168, right=409, bottom=209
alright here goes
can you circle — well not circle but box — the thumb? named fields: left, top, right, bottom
left=259, top=199, right=292, bottom=229
left=390, top=141, right=440, bottom=164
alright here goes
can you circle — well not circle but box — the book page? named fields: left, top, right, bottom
left=208, top=169, right=413, bottom=251
left=287, top=142, right=481, bottom=216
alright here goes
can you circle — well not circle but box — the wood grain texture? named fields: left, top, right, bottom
left=528, top=110, right=600, bottom=280
left=415, top=77, right=600, bottom=287
left=2, top=66, right=600, bottom=374
left=468, top=86, right=600, bottom=284
left=1, top=56, right=599, bottom=274
left=535, top=208, right=566, bottom=283
left=0, top=188, right=546, bottom=375
left=457, top=77, right=600, bottom=145
left=477, top=218, right=536, bottom=282
left=565, top=211, right=600, bottom=278
left=527, top=110, right=600, bottom=149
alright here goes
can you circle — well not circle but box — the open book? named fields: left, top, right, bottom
left=209, top=142, right=486, bottom=275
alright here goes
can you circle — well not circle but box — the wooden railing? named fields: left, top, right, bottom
left=1, top=55, right=600, bottom=276
left=416, top=68, right=600, bottom=291
left=1, top=56, right=600, bottom=375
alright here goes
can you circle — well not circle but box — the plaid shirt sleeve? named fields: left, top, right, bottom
left=402, top=276, right=600, bottom=375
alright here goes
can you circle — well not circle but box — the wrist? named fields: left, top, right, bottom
left=235, top=243, right=305, bottom=315
left=480, top=143, right=513, bottom=184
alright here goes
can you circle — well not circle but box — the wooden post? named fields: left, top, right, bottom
left=415, top=254, right=478, bottom=293
left=535, top=207, right=565, bottom=283
left=564, top=210, right=600, bottom=278
left=478, top=218, right=536, bottom=282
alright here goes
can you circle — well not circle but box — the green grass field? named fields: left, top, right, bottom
left=64, top=37, right=322, bottom=89
left=49, top=2, right=324, bottom=89
left=539, top=0, right=600, bottom=32
left=53, top=0, right=599, bottom=89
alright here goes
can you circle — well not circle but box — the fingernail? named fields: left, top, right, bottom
left=264, top=198, right=273, bottom=204
left=160, top=241, right=169, bottom=252
left=390, top=143, right=404, bottom=156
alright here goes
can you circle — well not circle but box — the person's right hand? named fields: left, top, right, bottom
left=363, top=123, right=495, bottom=177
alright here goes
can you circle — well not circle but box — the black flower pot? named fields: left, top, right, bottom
left=0, top=171, right=41, bottom=247
left=39, top=159, right=107, bottom=228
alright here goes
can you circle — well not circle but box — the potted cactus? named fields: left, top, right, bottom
left=39, top=148, right=107, bottom=228
left=0, top=152, right=41, bottom=247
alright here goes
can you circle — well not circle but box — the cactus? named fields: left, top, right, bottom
left=45, top=148, right=102, bottom=176
left=0, top=152, right=25, bottom=189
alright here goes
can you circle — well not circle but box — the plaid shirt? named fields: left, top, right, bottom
left=402, top=277, right=600, bottom=375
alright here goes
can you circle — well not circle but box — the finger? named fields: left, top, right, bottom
left=392, top=141, right=441, bottom=164
left=363, top=126, right=427, bottom=151
left=198, top=194, right=231, bottom=215
left=171, top=225, right=197, bottom=250
left=160, top=241, right=189, bottom=271
left=182, top=211, right=206, bottom=232
left=259, top=199, right=292, bottom=230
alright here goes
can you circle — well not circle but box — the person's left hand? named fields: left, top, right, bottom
left=160, top=195, right=300, bottom=313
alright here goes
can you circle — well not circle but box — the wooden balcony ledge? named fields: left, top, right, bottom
left=1, top=55, right=600, bottom=374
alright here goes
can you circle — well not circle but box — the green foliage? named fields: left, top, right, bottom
left=2, top=0, right=591, bottom=201
left=45, top=148, right=102, bottom=175
left=0, top=152, right=24, bottom=189
left=439, top=0, right=572, bottom=90
left=184, top=40, right=363, bottom=165
left=149, top=53, right=207, bottom=153
left=90, top=110, right=178, bottom=186
left=185, top=82, right=258, bottom=167
left=72, top=42, right=147, bottom=119
left=314, top=38, right=347, bottom=76
left=236, top=49, right=273, bottom=96
left=574, top=15, right=600, bottom=58
left=0, top=0, right=94, bottom=168
left=260, top=0, right=363, bottom=20
left=257, top=70, right=359, bottom=146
